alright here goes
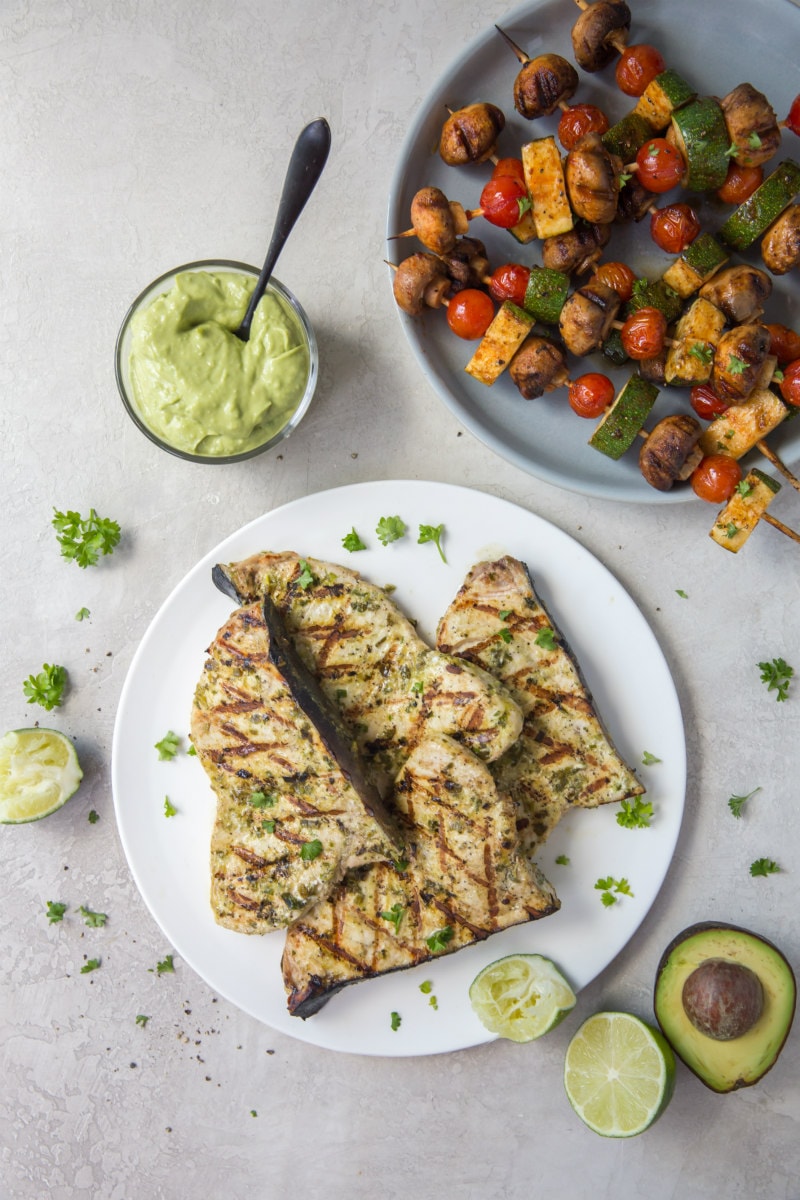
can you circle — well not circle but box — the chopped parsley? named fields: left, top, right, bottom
left=728, top=786, right=761, bottom=819
left=80, top=958, right=101, bottom=974
left=418, top=523, right=446, bottom=563
left=535, top=627, right=556, bottom=651
left=411, top=680, right=424, bottom=694
left=155, top=954, right=174, bottom=974
left=675, top=589, right=688, bottom=599
left=616, top=798, right=654, bottom=829
left=748, top=131, right=763, bottom=148
left=261, top=820, right=276, bottom=834
left=296, top=559, right=316, bottom=590
left=393, top=857, right=410, bottom=873
left=688, top=343, right=713, bottom=364
left=426, top=926, right=454, bottom=953
left=376, top=515, right=407, bottom=546
left=79, top=905, right=108, bottom=927
left=728, top=354, right=747, bottom=375
left=555, top=854, right=570, bottom=866
left=23, top=663, right=67, bottom=711
left=595, top=876, right=634, bottom=906
left=725, top=523, right=740, bottom=539
left=342, top=527, right=366, bottom=553
left=498, top=627, right=512, bottom=644
left=390, top=1011, right=402, bottom=1031
left=300, top=839, right=323, bottom=861
left=379, top=903, right=405, bottom=934
left=187, top=744, right=197, bottom=757
left=758, top=657, right=794, bottom=702
left=249, top=791, right=275, bottom=809
left=641, top=751, right=662, bottom=765
left=750, top=858, right=780, bottom=877
left=75, top=607, right=90, bottom=621
left=154, top=731, right=180, bottom=760
left=736, top=479, right=754, bottom=498
left=88, top=809, right=99, bottom=824
left=135, top=1014, right=150, bottom=1027
left=419, top=980, right=433, bottom=994
left=46, top=901, right=67, bottom=924
left=52, top=508, right=121, bottom=568
left=163, top=796, right=177, bottom=818
left=499, top=610, right=511, bottom=621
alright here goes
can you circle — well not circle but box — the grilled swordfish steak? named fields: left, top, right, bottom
left=436, top=557, right=644, bottom=856
left=190, top=599, right=401, bottom=934
left=212, top=551, right=523, bottom=780
left=281, top=733, right=559, bottom=1017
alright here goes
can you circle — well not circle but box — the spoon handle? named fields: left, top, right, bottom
left=237, top=117, right=332, bottom=341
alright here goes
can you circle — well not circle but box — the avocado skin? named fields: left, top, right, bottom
left=653, top=922, right=796, bottom=1093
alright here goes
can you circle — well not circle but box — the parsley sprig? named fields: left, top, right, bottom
left=728, top=786, right=761, bottom=819
left=79, top=905, right=108, bottom=928
left=154, top=731, right=180, bottom=760
left=595, top=876, right=634, bottom=906
left=376, top=515, right=407, bottom=546
left=23, top=664, right=67, bottom=711
left=750, top=858, right=780, bottom=877
left=616, top=798, right=654, bottom=829
left=418, top=523, right=446, bottom=563
left=46, top=901, right=67, bottom=924
left=758, top=657, right=793, bottom=702
left=379, top=903, right=405, bottom=934
left=342, top=528, right=366, bottom=552
left=52, top=508, right=120, bottom=568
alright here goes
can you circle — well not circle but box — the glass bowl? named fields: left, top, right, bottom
left=114, top=259, right=318, bottom=464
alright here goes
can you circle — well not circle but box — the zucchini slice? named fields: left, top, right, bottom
left=669, top=97, right=729, bottom=192
left=719, top=160, right=800, bottom=250
left=522, top=137, right=574, bottom=240
left=508, top=208, right=538, bottom=245
left=589, top=375, right=659, bottom=460
left=602, top=112, right=654, bottom=161
left=625, top=277, right=684, bottom=322
left=661, top=233, right=729, bottom=298
left=522, top=267, right=570, bottom=324
left=698, top=387, right=789, bottom=458
left=710, top=468, right=782, bottom=552
left=664, top=298, right=726, bottom=386
left=465, top=301, right=536, bottom=386
left=633, top=69, right=696, bottom=131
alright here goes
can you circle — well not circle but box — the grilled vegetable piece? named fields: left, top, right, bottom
left=639, top=414, right=703, bottom=490
left=761, top=204, right=800, bottom=275
left=212, top=552, right=523, bottom=778
left=514, top=53, right=579, bottom=120
left=408, top=186, right=466, bottom=255
left=522, top=136, right=574, bottom=239
left=589, top=374, right=659, bottom=459
left=602, top=111, right=654, bottom=160
left=668, top=97, right=730, bottom=192
left=633, top=69, right=695, bottom=131
left=571, top=0, right=631, bottom=73
left=710, top=469, right=782, bottom=551
left=720, top=83, right=781, bottom=169
left=711, top=323, right=771, bottom=404
left=392, top=253, right=450, bottom=317
left=542, top=222, right=611, bottom=274
left=466, top=301, right=535, bottom=385
left=637, top=349, right=667, bottom=384
left=661, top=232, right=729, bottom=298
left=522, top=266, right=570, bottom=323
left=664, top=298, right=726, bottom=387
left=509, top=337, right=569, bottom=399
left=190, top=602, right=400, bottom=934
left=699, top=265, right=772, bottom=324
left=559, top=279, right=621, bottom=356
left=698, top=388, right=789, bottom=458
left=565, top=131, right=621, bottom=224
left=616, top=176, right=658, bottom=222
left=719, top=160, right=800, bottom=250
left=436, top=556, right=644, bottom=857
left=282, top=733, right=560, bottom=1017
left=440, top=237, right=490, bottom=292
left=626, top=277, right=684, bottom=323
left=439, top=102, right=506, bottom=166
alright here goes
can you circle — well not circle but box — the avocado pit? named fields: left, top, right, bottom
left=682, top=958, right=764, bottom=1041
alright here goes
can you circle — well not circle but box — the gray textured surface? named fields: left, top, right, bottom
left=1, top=1, right=799, bottom=1197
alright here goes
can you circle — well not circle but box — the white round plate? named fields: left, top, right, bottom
left=112, top=481, right=686, bottom=1056
left=387, top=0, right=800, bottom=502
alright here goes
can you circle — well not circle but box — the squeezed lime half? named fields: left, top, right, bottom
left=469, top=952, right=577, bottom=1042
left=564, top=1011, right=676, bottom=1137
left=0, top=728, right=83, bottom=823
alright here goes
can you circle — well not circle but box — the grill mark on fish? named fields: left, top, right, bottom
left=232, top=845, right=269, bottom=868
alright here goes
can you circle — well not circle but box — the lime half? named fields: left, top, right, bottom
left=0, top=728, right=83, bottom=824
left=564, top=1011, right=676, bottom=1137
left=469, top=953, right=577, bottom=1042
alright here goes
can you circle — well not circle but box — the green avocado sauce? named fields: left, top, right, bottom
left=128, top=270, right=310, bottom=457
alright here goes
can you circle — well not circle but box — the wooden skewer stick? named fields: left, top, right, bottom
left=494, top=25, right=530, bottom=65
left=755, top=439, right=800, bottom=495
left=762, top=512, right=800, bottom=544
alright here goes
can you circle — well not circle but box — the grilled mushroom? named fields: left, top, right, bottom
left=509, top=337, right=570, bottom=399
left=571, top=0, right=631, bottom=73
left=761, top=204, right=800, bottom=276
left=637, top=350, right=668, bottom=386
left=542, top=222, right=611, bottom=274
left=720, top=83, right=781, bottom=169
left=439, top=103, right=506, bottom=166
left=639, top=414, right=703, bottom=491
left=514, top=53, right=579, bottom=119
left=616, top=177, right=658, bottom=223
left=699, top=265, right=773, bottom=323
left=392, top=253, right=450, bottom=317
left=439, top=237, right=490, bottom=291
left=558, top=279, right=621, bottom=356
left=565, top=132, right=621, bottom=224
left=711, top=323, right=771, bottom=403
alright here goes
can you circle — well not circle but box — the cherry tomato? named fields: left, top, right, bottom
left=620, top=307, right=668, bottom=359
left=691, top=455, right=742, bottom=503
left=634, top=139, right=685, bottom=193
left=778, top=359, right=800, bottom=408
left=557, top=103, right=610, bottom=151
left=488, top=263, right=530, bottom=307
left=716, top=162, right=763, bottom=205
left=784, top=93, right=800, bottom=137
left=491, top=157, right=526, bottom=186
left=479, top=176, right=529, bottom=228
left=766, top=323, right=800, bottom=365
left=649, top=203, right=701, bottom=253
left=690, top=384, right=729, bottom=421
left=568, top=373, right=615, bottom=418
left=615, top=44, right=666, bottom=97
left=593, top=261, right=636, bottom=302
left=445, top=289, right=495, bottom=340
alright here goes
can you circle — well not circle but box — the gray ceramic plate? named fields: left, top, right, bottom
left=387, top=0, right=800, bottom=502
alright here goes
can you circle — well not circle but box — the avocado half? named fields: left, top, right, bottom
left=654, top=922, right=796, bottom=1093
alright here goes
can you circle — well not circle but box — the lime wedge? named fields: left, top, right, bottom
left=469, top=953, right=577, bottom=1042
left=564, top=1011, right=676, bottom=1137
left=0, top=728, right=83, bottom=824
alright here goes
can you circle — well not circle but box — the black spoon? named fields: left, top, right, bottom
left=235, top=117, right=331, bottom=341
